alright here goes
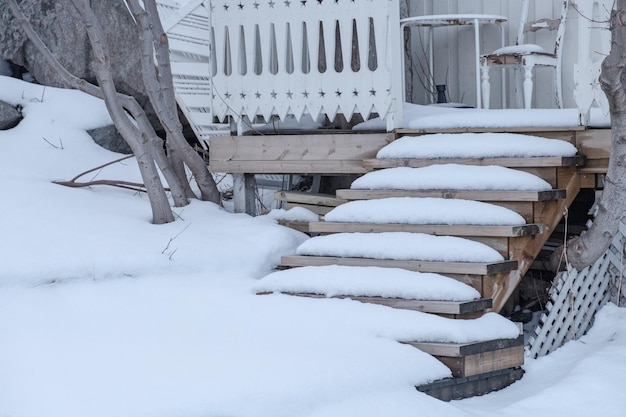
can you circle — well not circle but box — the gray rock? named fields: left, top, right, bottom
left=0, top=0, right=154, bottom=116
left=0, top=100, right=21, bottom=130
left=87, top=125, right=133, bottom=155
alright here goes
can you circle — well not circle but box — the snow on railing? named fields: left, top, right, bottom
left=208, top=0, right=403, bottom=132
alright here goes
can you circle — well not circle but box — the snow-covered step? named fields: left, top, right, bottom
left=364, top=155, right=584, bottom=171
left=255, top=265, right=492, bottom=317
left=404, top=335, right=525, bottom=378
left=309, top=222, right=542, bottom=258
left=310, top=222, right=542, bottom=238
left=336, top=188, right=566, bottom=203
left=280, top=256, right=518, bottom=276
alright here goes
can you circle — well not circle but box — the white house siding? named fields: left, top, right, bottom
left=406, top=0, right=611, bottom=111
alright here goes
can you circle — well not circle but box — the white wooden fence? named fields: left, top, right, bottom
left=208, top=0, right=403, bottom=132
left=528, top=215, right=626, bottom=358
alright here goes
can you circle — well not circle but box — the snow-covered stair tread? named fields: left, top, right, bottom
left=296, top=232, right=503, bottom=263
left=281, top=232, right=518, bottom=275
left=322, top=197, right=526, bottom=226
left=256, top=265, right=491, bottom=315
left=350, top=165, right=553, bottom=191
left=376, top=133, right=578, bottom=159
left=256, top=265, right=481, bottom=301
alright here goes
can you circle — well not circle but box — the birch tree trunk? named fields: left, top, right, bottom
left=7, top=0, right=221, bottom=224
left=554, top=1, right=626, bottom=271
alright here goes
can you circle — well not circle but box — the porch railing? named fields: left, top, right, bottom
left=207, top=0, right=403, bottom=132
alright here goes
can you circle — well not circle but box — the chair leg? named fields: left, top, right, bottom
left=523, top=66, right=533, bottom=109
left=481, top=65, right=491, bottom=109
left=555, top=67, right=563, bottom=109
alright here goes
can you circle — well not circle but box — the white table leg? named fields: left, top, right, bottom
left=473, top=18, right=481, bottom=108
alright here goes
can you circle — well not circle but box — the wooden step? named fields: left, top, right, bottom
left=258, top=291, right=492, bottom=318
left=416, top=368, right=524, bottom=401
left=335, top=189, right=566, bottom=202
left=307, top=223, right=543, bottom=258
left=280, top=256, right=518, bottom=275
left=364, top=156, right=585, bottom=171
left=404, top=335, right=524, bottom=378
left=275, top=191, right=347, bottom=216
left=309, top=222, right=543, bottom=237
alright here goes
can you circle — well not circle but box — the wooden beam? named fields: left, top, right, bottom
left=363, top=156, right=585, bottom=171
left=403, top=335, right=523, bottom=357
left=335, top=189, right=566, bottom=202
left=275, top=191, right=347, bottom=207
left=280, top=256, right=518, bottom=275
left=261, top=292, right=493, bottom=315
left=209, top=133, right=394, bottom=174
left=490, top=170, right=582, bottom=312
left=436, top=346, right=524, bottom=378
left=308, top=222, right=543, bottom=237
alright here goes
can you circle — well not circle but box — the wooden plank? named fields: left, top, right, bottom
left=268, top=293, right=493, bottom=315
left=308, top=222, right=543, bottom=237
left=210, top=160, right=369, bottom=174
left=404, top=335, right=523, bottom=357
left=575, top=128, right=611, bottom=161
left=275, top=191, right=347, bottom=207
left=490, top=170, right=581, bottom=312
left=280, top=256, right=518, bottom=275
left=285, top=203, right=335, bottom=216
left=276, top=220, right=311, bottom=233
left=438, top=345, right=524, bottom=377
left=209, top=133, right=393, bottom=162
left=363, top=156, right=584, bottom=170
left=335, top=189, right=566, bottom=202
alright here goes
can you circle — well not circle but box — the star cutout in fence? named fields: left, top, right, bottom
left=253, top=1, right=260, bottom=8
left=238, top=2, right=244, bottom=9
left=223, top=4, right=229, bottom=10
left=319, top=90, right=326, bottom=97
left=286, top=91, right=294, bottom=98
left=268, top=0, right=275, bottom=7
left=335, top=89, right=342, bottom=97
left=353, top=89, right=359, bottom=97
left=284, top=0, right=291, bottom=6
left=224, top=92, right=232, bottom=99
left=255, top=91, right=262, bottom=98
left=302, top=90, right=309, bottom=98
left=271, top=90, right=278, bottom=98
left=369, top=88, right=376, bottom=96
left=300, top=0, right=307, bottom=5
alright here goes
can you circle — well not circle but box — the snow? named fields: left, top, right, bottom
left=2, top=74, right=626, bottom=416
left=266, top=206, right=320, bottom=222
left=491, top=44, right=550, bottom=55
left=296, top=232, right=504, bottom=263
left=351, top=165, right=552, bottom=191
left=353, top=102, right=581, bottom=131
left=324, top=197, right=526, bottom=226
left=377, top=133, right=578, bottom=159
left=255, top=265, right=481, bottom=301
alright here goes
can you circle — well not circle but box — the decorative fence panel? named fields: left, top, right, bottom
left=528, top=215, right=626, bottom=358
left=208, top=0, right=403, bottom=131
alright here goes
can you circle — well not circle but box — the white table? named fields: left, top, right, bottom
left=401, top=14, right=507, bottom=108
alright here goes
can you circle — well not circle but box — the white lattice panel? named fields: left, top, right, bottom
left=208, top=0, right=403, bottom=130
left=528, top=216, right=626, bottom=358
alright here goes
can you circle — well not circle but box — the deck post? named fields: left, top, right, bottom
left=233, top=173, right=257, bottom=215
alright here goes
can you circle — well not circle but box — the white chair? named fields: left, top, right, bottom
left=480, top=0, right=569, bottom=109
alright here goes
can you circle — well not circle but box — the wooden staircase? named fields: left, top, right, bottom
left=265, top=132, right=584, bottom=400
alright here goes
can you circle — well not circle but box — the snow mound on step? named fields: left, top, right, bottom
left=324, top=197, right=525, bottom=226
left=256, top=265, right=481, bottom=301
left=351, top=165, right=552, bottom=191
left=377, top=132, right=578, bottom=159
left=296, top=232, right=504, bottom=263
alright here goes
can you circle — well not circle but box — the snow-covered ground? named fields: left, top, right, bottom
left=2, top=75, right=626, bottom=417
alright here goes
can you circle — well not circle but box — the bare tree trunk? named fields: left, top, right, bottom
left=7, top=0, right=221, bottom=223
left=127, top=0, right=221, bottom=204
left=553, top=2, right=626, bottom=271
